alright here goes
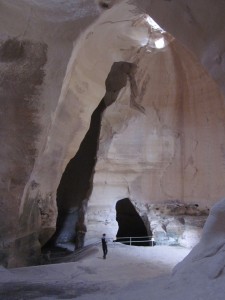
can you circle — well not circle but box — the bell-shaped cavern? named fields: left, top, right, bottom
left=1, top=0, right=225, bottom=270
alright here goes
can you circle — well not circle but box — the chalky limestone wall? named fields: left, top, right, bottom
left=86, top=38, right=225, bottom=247
left=1, top=0, right=225, bottom=266
left=0, top=0, right=101, bottom=267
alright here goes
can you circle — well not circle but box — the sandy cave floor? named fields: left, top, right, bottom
left=0, top=244, right=190, bottom=299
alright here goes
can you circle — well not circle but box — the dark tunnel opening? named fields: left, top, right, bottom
left=115, top=198, right=152, bottom=246
left=42, top=62, right=139, bottom=253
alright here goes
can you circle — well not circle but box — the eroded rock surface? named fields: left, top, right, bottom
left=1, top=0, right=225, bottom=266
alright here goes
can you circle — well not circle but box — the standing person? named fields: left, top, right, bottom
left=101, top=233, right=108, bottom=259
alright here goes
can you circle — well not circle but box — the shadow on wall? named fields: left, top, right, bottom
left=42, top=62, right=143, bottom=252
left=0, top=37, right=47, bottom=267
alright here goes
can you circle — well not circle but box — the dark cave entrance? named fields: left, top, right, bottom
left=115, top=198, right=152, bottom=246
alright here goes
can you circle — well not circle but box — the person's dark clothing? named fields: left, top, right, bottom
left=101, top=236, right=108, bottom=259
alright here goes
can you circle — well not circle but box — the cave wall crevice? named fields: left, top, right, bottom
left=45, top=62, right=140, bottom=250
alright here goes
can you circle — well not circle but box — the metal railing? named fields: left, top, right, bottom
left=114, top=236, right=155, bottom=246
left=40, top=236, right=156, bottom=264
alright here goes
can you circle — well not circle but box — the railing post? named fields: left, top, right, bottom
left=130, top=237, right=131, bottom=246
left=151, top=236, right=155, bottom=246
